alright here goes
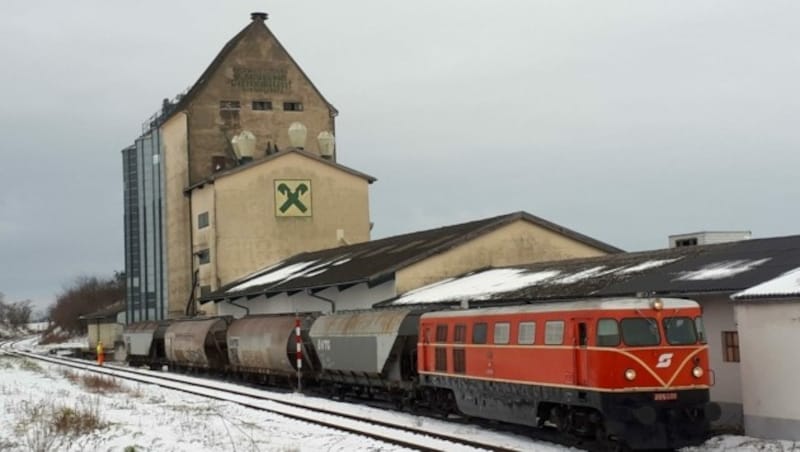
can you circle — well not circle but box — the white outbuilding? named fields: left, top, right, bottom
left=731, top=267, right=800, bottom=440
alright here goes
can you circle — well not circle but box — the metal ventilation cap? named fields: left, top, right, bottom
left=251, top=12, right=268, bottom=21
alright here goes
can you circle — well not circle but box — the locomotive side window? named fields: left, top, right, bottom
left=596, top=319, right=620, bottom=347
left=493, top=322, right=510, bottom=344
left=435, top=325, right=448, bottom=342
left=544, top=321, right=565, bottom=345
left=434, top=324, right=448, bottom=372
left=454, top=324, right=467, bottom=343
left=663, top=317, right=698, bottom=345
left=695, top=317, right=707, bottom=343
left=518, top=321, right=536, bottom=345
left=620, top=318, right=660, bottom=346
left=472, top=323, right=488, bottom=344
left=453, top=324, right=467, bottom=373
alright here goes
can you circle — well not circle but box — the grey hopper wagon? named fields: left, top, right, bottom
left=164, top=317, right=231, bottom=369
left=123, top=321, right=171, bottom=367
left=226, top=314, right=320, bottom=377
left=309, top=309, right=421, bottom=390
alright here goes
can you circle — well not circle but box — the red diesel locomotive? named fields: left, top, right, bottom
left=417, top=297, right=720, bottom=450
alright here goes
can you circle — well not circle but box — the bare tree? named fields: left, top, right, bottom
left=48, top=273, right=124, bottom=333
left=6, top=300, right=33, bottom=328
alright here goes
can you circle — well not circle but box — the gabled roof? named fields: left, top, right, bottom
left=732, top=267, right=800, bottom=300
left=163, top=14, right=337, bottom=124
left=79, top=301, right=126, bottom=321
left=201, top=211, right=621, bottom=303
left=377, top=234, right=800, bottom=307
left=185, top=148, right=376, bottom=192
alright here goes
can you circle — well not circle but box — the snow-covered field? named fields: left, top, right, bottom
left=1, top=337, right=798, bottom=451
left=0, top=353, right=411, bottom=452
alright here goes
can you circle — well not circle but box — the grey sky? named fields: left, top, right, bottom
left=1, top=1, right=799, bottom=310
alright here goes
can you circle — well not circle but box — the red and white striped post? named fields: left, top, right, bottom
left=295, top=315, right=303, bottom=392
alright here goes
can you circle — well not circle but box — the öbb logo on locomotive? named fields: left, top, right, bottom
left=656, top=352, right=674, bottom=368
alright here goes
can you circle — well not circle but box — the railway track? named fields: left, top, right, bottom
left=3, top=341, right=531, bottom=452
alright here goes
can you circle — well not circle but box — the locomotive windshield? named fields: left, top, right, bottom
left=620, top=318, right=660, bottom=346
left=663, top=317, right=698, bottom=345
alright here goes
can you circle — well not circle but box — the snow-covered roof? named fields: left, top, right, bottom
left=379, top=235, right=800, bottom=307
left=202, top=211, right=622, bottom=303
left=731, top=267, right=800, bottom=300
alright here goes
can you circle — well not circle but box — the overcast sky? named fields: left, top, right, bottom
left=1, top=1, right=799, bottom=310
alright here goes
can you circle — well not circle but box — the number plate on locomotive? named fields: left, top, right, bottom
left=654, top=392, right=678, bottom=401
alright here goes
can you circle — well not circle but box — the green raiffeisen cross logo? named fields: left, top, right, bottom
left=277, top=183, right=308, bottom=213
left=274, top=180, right=312, bottom=217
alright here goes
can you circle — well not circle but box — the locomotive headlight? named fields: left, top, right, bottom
left=692, top=366, right=704, bottom=378
left=651, top=298, right=664, bottom=311
left=624, top=368, right=637, bottom=381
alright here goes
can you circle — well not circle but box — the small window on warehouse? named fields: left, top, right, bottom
left=196, top=249, right=210, bottom=265
left=252, top=100, right=272, bottom=111
left=518, top=321, right=536, bottom=345
left=493, top=322, right=510, bottom=345
left=283, top=101, right=304, bottom=111
left=435, top=324, right=448, bottom=343
left=596, top=319, right=620, bottom=347
left=722, top=331, right=740, bottom=362
left=472, top=323, right=488, bottom=344
left=454, top=324, right=467, bottom=344
left=198, top=212, right=210, bottom=229
left=544, top=321, right=565, bottom=345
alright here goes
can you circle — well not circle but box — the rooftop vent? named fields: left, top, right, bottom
left=251, top=12, right=268, bottom=21
left=668, top=231, right=751, bottom=248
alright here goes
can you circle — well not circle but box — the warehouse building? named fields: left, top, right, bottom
left=731, top=268, right=800, bottom=440
left=122, top=13, right=372, bottom=322
left=200, top=211, right=622, bottom=315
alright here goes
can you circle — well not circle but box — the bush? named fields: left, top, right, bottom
left=48, top=273, right=124, bottom=334
left=14, top=397, right=106, bottom=452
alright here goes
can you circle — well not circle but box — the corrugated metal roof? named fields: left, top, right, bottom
left=731, top=267, right=800, bottom=300
left=201, top=211, right=622, bottom=303
left=377, top=234, right=800, bottom=307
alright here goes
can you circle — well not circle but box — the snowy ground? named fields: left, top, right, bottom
left=0, top=353, right=412, bottom=452
left=1, top=337, right=798, bottom=452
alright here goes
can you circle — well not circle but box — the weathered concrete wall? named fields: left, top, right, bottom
left=697, top=295, right=743, bottom=429
left=186, top=22, right=336, bottom=184
left=395, top=219, right=610, bottom=294
left=735, top=300, right=800, bottom=440
left=161, top=113, right=192, bottom=318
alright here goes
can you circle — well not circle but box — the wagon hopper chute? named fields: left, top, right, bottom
left=226, top=314, right=320, bottom=377
left=123, top=321, right=171, bottom=367
left=164, top=317, right=230, bottom=370
left=309, top=309, right=421, bottom=389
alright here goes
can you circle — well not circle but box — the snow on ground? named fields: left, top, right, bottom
left=0, top=352, right=411, bottom=452
left=4, top=338, right=797, bottom=451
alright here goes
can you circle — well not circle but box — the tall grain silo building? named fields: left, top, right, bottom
left=122, top=13, right=374, bottom=322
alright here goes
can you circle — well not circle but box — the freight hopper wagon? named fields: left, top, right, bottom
left=417, top=298, right=720, bottom=450
left=310, top=309, right=421, bottom=403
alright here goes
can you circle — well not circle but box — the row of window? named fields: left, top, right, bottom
left=220, top=100, right=303, bottom=112
left=434, top=320, right=564, bottom=346
left=430, top=316, right=706, bottom=348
